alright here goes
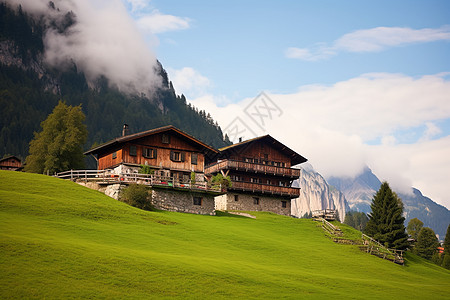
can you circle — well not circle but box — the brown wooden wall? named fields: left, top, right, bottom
left=0, top=157, right=22, bottom=168
left=97, top=131, right=205, bottom=172
left=227, top=140, right=292, bottom=167
left=98, top=149, right=123, bottom=170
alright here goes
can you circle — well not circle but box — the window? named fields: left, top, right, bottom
left=191, top=153, right=198, bottom=165
left=253, top=197, right=260, bottom=205
left=162, top=134, right=170, bottom=144
left=170, top=151, right=185, bottom=162
left=281, top=201, right=287, bottom=208
left=143, top=148, right=157, bottom=159
left=234, top=195, right=239, bottom=202
left=193, top=197, right=202, bottom=206
left=130, top=145, right=137, bottom=156
left=112, top=151, right=117, bottom=159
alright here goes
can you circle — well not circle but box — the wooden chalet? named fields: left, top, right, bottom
left=83, top=125, right=221, bottom=215
left=205, top=135, right=307, bottom=215
left=0, top=155, right=23, bottom=171
left=85, top=125, right=217, bottom=179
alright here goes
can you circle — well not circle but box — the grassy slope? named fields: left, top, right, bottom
left=0, top=171, right=449, bottom=299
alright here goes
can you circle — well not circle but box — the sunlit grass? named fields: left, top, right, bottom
left=0, top=170, right=449, bottom=299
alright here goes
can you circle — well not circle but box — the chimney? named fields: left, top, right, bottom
left=239, top=137, right=242, bottom=143
left=122, top=124, right=129, bottom=136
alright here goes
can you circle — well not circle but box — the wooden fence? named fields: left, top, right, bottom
left=361, top=234, right=404, bottom=265
left=312, top=209, right=337, bottom=221
left=55, top=170, right=223, bottom=193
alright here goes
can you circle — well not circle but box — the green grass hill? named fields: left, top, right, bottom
left=1, top=170, right=449, bottom=299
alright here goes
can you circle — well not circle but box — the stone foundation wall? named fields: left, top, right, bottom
left=76, top=181, right=123, bottom=200
left=151, top=189, right=216, bottom=215
left=219, top=192, right=291, bottom=216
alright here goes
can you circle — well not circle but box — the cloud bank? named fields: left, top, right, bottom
left=286, top=26, right=450, bottom=61
left=188, top=72, right=450, bottom=208
left=6, top=0, right=189, bottom=96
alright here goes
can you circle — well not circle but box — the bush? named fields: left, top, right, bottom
left=119, top=184, right=153, bottom=211
left=210, top=173, right=232, bottom=189
left=139, top=165, right=154, bottom=174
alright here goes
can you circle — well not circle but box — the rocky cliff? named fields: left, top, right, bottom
left=292, top=163, right=348, bottom=222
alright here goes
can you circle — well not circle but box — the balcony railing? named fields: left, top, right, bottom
left=205, top=159, right=301, bottom=178
left=54, top=169, right=223, bottom=194
left=229, top=181, right=300, bottom=198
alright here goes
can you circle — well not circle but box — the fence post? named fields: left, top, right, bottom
left=70, top=170, right=73, bottom=180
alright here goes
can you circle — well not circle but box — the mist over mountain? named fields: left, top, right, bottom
left=0, top=1, right=229, bottom=162
left=327, top=167, right=450, bottom=239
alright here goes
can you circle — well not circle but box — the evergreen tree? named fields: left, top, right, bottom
left=407, top=217, right=424, bottom=241
left=364, top=182, right=409, bottom=250
left=344, top=211, right=369, bottom=232
left=24, top=101, right=87, bottom=174
left=413, top=227, right=439, bottom=260
left=442, top=224, right=450, bottom=269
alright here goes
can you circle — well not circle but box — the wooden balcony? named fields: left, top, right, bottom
left=229, top=181, right=300, bottom=198
left=205, top=159, right=301, bottom=178
left=54, top=170, right=224, bottom=195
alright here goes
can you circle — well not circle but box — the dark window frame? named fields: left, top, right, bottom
left=281, top=200, right=287, bottom=208
left=130, top=145, right=137, bottom=156
left=253, top=197, right=260, bottom=205
left=162, top=134, right=170, bottom=144
left=143, top=148, right=157, bottom=159
left=193, top=197, right=202, bottom=206
left=191, top=153, right=198, bottom=165
left=170, top=151, right=185, bottom=162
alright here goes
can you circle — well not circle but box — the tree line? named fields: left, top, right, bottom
left=341, top=182, right=450, bottom=269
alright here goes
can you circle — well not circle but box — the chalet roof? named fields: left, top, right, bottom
left=219, top=135, right=307, bottom=166
left=84, top=125, right=218, bottom=156
left=0, top=155, right=21, bottom=163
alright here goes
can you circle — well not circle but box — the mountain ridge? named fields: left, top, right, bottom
left=327, top=167, right=450, bottom=239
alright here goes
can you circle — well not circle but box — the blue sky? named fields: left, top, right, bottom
left=13, top=0, right=450, bottom=209
left=121, top=0, right=450, bottom=209
left=132, top=0, right=450, bottom=100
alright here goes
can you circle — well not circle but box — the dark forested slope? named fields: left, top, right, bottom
left=0, top=2, right=230, bottom=165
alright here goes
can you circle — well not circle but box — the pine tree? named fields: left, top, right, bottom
left=414, top=227, right=439, bottom=260
left=364, top=182, right=409, bottom=250
left=442, top=224, right=450, bottom=269
left=24, top=101, right=87, bottom=174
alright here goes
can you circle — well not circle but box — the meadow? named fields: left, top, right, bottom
left=0, top=170, right=449, bottom=299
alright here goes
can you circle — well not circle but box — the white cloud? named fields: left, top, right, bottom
left=124, top=0, right=149, bottom=12
left=189, top=72, right=450, bottom=209
left=168, top=67, right=210, bottom=98
left=420, top=122, right=442, bottom=142
left=9, top=0, right=162, bottom=96
left=136, top=11, right=190, bottom=34
left=287, top=25, right=450, bottom=61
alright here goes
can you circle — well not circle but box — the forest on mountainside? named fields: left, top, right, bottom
left=0, top=2, right=230, bottom=166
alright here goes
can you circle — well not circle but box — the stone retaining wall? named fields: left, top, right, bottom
left=215, top=192, right=291, bottom=216
left=151, top=188, right=216, bottom=215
